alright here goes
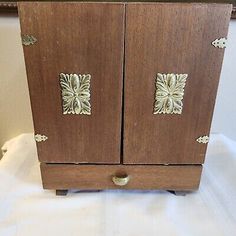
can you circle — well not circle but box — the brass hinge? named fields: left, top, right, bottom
left=35, top=134, right=48, bottom=142
left=21, top=34, right=37, bottom=46
left=196, top=135, right=209, bottom=144
left=211, top=38, right=227, bottom=49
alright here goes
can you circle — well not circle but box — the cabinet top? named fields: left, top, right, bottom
left=18, top=0, right=233, bottom=3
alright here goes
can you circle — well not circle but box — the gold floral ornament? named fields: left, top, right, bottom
left=59, top=73, right=91, bottom=115
left=154, top=73, right=188, bottom=114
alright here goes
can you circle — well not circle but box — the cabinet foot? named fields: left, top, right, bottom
left=56, top=189, right=68, bottom=196
left=168, top=190, right=190, bottom=196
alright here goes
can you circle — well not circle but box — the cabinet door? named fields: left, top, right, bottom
left=124, top=3, right=231, bottom=164
left=18, top=2, right=125, bottom=164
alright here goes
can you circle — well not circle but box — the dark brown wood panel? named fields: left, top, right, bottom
left=124, top=3, right=231, bottom=164
left=3, top=1, right=236, bottom=18
left=18, top=2, right=125, bottom=163
left=41, top=163, right=202, bottom=190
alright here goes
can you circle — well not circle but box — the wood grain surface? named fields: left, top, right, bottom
left=18, top=2, right=125, bottom=164
left=41, top=163, right=202, bottom=190
left=4, top=1, right=236, bottom=18
left=124, top=3, right=232, bottom=164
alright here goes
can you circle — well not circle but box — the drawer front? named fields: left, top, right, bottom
left=18, top=3, right=125, bottom=164
left=41, top=164, right=202, bottom=190
left=124, top=3, right=231, bottom=164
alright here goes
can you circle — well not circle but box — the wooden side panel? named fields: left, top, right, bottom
left=124, top=3, right=231, bottom=164
left=41, top=164, right=202, bottom=190
left=18, top=2, right=125, bottom=163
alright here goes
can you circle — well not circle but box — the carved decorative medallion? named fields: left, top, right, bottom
left=59, top=73, right=91, bottom=115
left=35, top=134, right=48, bottom=142
left=154, top=73, right=188, bottom=114
left=211, top=38, right=227, bottom=49
left=196, top=136, right=209, bottom=144
left=21, top=34, right=37, bottom=46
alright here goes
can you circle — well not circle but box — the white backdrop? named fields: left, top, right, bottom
left=211, top=20, right=236, bottom=141
left=0, top=17, right=236, bottom=148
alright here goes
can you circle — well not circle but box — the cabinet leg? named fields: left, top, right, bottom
left=56, top=189, right=68, bottom=196
left=168, top=190, right=190, bottom=196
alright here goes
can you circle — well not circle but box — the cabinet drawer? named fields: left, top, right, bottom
left=41, top=164, right=202, bottom=191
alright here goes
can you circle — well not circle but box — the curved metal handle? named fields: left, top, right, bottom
left=112, top=175, right=130, bottom=186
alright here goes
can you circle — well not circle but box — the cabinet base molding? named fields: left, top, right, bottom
left=41, top=164, right=202, bottom=191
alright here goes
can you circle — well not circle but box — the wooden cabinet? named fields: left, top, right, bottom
left=18, top=2, right=231, bottom=194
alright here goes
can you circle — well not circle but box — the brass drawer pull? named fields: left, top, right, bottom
left=112, top=175, right=130, bottom=186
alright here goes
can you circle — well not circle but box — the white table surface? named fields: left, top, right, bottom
left=0, top=133, right=236, bottom=236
